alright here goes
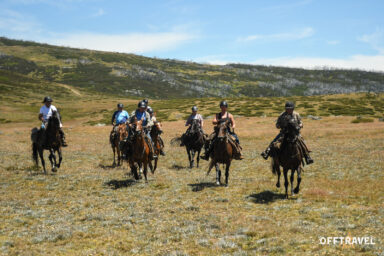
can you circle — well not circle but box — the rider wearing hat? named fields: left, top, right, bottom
left=38, top=96, right=68, bottom=147
left=261, top=101, right=313, bottom=164
left=130, top=101, right=157, bottom=159
left=111, top=103, right=130, bottom=125
left=201, top=101, right=243, bottom=160
left=180, top=106, right=204, bottom=146
left=147, top=107, right=166, bottom=156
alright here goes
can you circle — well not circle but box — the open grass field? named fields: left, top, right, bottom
left=0, top=114, right=383, bottom=255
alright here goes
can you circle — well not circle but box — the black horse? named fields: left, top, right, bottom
left=31, top=111, right=63, bottom=174
left=271, top=118, right=304, bottom=198
left=182, top=119, right=205, bottom=168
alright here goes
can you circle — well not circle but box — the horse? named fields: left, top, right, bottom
left=127, top=117, right=152, bottom=182
left=31, top=111, right=63, bottom=174
left=150, top=121, right=164, bottom=172
left=207, top=120, right=233, bottom=186
left=270, top=119, right=304, bottom=199
left=182, top=119, right=205, bottom=168
left=110, top=123, right=128, bottom=167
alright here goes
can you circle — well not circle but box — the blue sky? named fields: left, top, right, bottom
left=1, top=0, right=383, bottom=71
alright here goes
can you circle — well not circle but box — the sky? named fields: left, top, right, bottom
left=0, top=0, right=383, bottom=71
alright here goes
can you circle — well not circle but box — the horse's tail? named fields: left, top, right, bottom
left=170, top=136, right=182, bottom=146
left=271, top=157, right=279, bottom=175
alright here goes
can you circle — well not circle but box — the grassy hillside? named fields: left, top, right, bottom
left=0, top=116, right=383, bottom=255
left=1, top=37, right=383, bottom=99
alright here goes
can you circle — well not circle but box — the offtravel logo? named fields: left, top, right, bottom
left=319, top=235, right=375, bottom=248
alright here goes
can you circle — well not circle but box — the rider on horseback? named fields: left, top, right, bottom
left=261, top=102, right=314, bottom=164
left=38, top=96, right=68, bottom=147
left=111, top=103, right=130, bottom=126
left=147, top=107, right=166, bottom=156
left=130, top=101, right=157, bottom=159
left=180, top=106, right=204, bottom=146
left=201, top=101, right=243, bottom=160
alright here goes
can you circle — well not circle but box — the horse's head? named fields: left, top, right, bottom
left=217, top=119, right=229, bottom=140
left=153, top=121, right=163, bottom=134
left=118, top=123, right=128, bottom=140
left=135, top=119, right=144, bottom=134
left=48, top=111, right=61, bottom=129
left=190, top=119, right=201, bottom=134
left=284, top=118, right=300, bottom=143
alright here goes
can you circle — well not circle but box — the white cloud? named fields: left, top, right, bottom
left=43, top=31, right=198, bottom=54
left=0, top=9, right=41, bottom=34
left=358, top=29, right=384, bottom=54
left=195, top=54, right=384, bottom=72
left=238, top=27, right=314, bottom=42
left=326, top=40, right=340, bottom=45
left=250, top=55, right=384, bottom=72
left=91, top=8, right=105, bottom=17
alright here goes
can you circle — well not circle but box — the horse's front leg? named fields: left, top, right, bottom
left=39, top=149, right=47, bottom=174
left=129, top=160, right=139, bottom=180
left=215, top=163, right=221, bottom=186
left=225, top=161, right=231, bottom=186
left=190, top=150, right=196, bottom=168
left=290, top=169, right=295, bottom=196
left=186, top=147, right=192, bottom=168
left=283, top=168, right=289, bottom=199
left=57, top=148, right=62, bottom=169
left=48, top=148, right=57, bottom=172
left=117, top=144, right=121, bottom=166
left=112, top=145, right=116, bottom=167
left=143, top=162, right=148, bottom=183
left=276, top=167, right=281, bottom=188
left=196, top=149, right=201, bottom=168
left=294, top=166, right=302, bottom=194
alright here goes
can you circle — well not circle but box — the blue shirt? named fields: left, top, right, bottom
left=113, top=110, right=129, bottom=124
left=135, top=110, right=147, bottom=126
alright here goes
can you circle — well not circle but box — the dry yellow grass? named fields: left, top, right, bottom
left=0, top=116, right=383, bottom=255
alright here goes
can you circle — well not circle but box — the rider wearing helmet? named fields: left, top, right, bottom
left=201, top=101, right=243, bottom=160
left=38, top=96, right=68, bottom=147
left=129, top=101, right=157, bottom=159
left=180, top=106, right=204, bottom=146
left=261, top=101, right=313, bottom=164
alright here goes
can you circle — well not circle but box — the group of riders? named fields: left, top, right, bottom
left=37, top=96, right=314, bottom=165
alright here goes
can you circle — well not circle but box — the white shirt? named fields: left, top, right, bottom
left=39, top=105, right=62, bottom=127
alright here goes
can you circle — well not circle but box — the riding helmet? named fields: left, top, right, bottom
left=147, top=107, right=154, bottom=114
left=138, top=101, right=147, bottom=108
left=192, top=106, right=198, bottom=112
left=117, top=103, right=124, bottom=108
left=285, top=101, right=295, bottom=109
left=142, top=99, right=149, bottom=105
left=220, top=101, right=228, bottom=107
left=43, top=96, right=53, bottom=103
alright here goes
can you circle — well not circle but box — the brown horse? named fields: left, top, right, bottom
left=183, top=119, right=205, bottom=168
left=207, top=120, right=233, bottom=186
left=110, top=123, right=128, bottom=167
left=31, top=111, right=63, bottom=174
left=271, top=119, right=304, bottom=199
left=150, top=121, right=164, bottom=172
left=128, top=118, right=152, bottom=182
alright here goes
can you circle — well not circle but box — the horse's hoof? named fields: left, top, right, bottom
left=276, top=183, right=280, bottom=188
left=293, top=187, right=300, bottom=194
left=216, top=181, right=221, bottom=186
left=51, top=167, right=57, bottom=172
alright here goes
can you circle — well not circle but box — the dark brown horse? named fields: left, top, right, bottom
left=150, top=121, right=164, bottom=172
left=207, top=120, right=233, bottom=186
left=183, top=119, right=205, bottom=168
left=271, top=119, right=304, bottom=198
left=110, top=123, right=128, bottom=166
left=31, top=111, right=63, bottom=174
left=127, top=118, right=152, bottom=182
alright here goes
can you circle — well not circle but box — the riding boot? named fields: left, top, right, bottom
left=160, top=149, right=166, bottom=156
left=261, top=147, right=271, bottom=160
left=59, top=129, right=68, bottom=147
left=305, top=154, right=314, bottom=165
left=200, top=142, right=212, bottom=161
